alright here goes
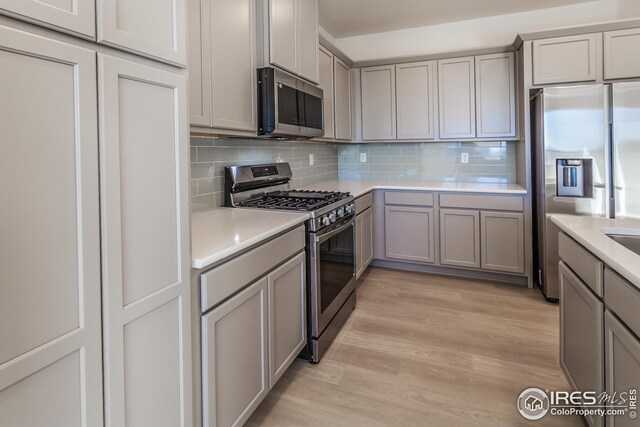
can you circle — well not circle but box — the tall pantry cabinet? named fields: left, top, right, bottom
left=0, top=5, right=191, bottom=427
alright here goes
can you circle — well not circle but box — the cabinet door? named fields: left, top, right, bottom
left=475, top=53, right=516, bottom=138
left=297, top=0, right=318, bottom=82
left=396, top=61, right=436, bottom=140
left=533, top=34, right=598, bottom=85
left=438, top=57, right=476, bottom=139
left=604, top=28, right=640, bottom=80
left=334, top=57, right=352, bottom=140
left=439, top=209, right=480, bottom=268
left=202, top=278, right=269, bottom=427
left=605, top=310, right=640, bottom=427
left=361, top=65, right=396, bottom=140
left=97, top=0, right=187, bottom=66
left=0, top=26, right=102, bottom=427
left=361, top=208, right=374, bottom=270
left=0, top=0, right=95, bottom=37
left=268, top=253, right=306, bottom=387
left=318, top=45, right=334, bottom=139
left=210, top=0, right=257, bottom=131
left=480, top=211, right=524, bottom=274
left=269, top=0, right=297, bottom=74
left=385, top=206, right=434, bottom=263
left=99, top=54, right=192, bottom=427
left=560, top=262, right=604, bottom=427
left=187, top=0, right=212, bottom=126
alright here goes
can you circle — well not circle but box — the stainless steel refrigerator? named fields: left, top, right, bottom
left=531, top=83, right=640, bottom=301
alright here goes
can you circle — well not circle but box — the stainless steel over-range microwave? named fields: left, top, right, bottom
left=257, top=67, right=324, bottom=139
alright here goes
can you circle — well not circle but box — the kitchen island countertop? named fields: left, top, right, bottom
left=551, top=214, right=640, bottom=291
left=191, top=208, right=308, bottom=270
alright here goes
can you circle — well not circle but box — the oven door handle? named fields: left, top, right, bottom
left=315, top=219, right=354, bottom=244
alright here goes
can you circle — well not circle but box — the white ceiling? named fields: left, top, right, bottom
left=319, top=0, right=597, bottom=38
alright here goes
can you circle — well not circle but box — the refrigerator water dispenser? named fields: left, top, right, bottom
left=556, top=159, right=593, bottom=198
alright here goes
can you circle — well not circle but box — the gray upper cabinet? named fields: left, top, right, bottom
left=267, top=253, right=306, bottom=387
left=0, top=25, right=103, bottom=427
left=438, top=56, right=476, bottom=139
left=188, top=0, right=212, bottom=126
left=318, top=45, right=334, bottom=139
left=396, top=60, right=436, bottom=140
left=97, top=0, right=187, bottom=66
left=480, top=211, right=524, bottom=274
left=264, top=0, right=318, bottom=83
left=209, top=0, right=257, bottom=131
left=532, top=33, right=598, bottom=85
left=202, top=277, right=269, bottom=427
left=604, top=310, right=640, bottom=427
left=0, top=0, right=95, bottom=37
left=384, top=206, right=435, bottom=263
left=98, top=54, right=192, bottom=427
left=439, top=209, right=480, bottom=268
left=268, top=0, right=296, bottom=73
left=334, top=57, right=352, bottom=140
left=361, top=65, right=396, bottom=140
left=475, top=53, right=516, bottom=138
left=188, top=0, right=257, bottom=132
left=559, top=261, right=603, bottom=427
left=604, top=28, right=640, bottom=80
left=297, top=0, right=318, bottom=82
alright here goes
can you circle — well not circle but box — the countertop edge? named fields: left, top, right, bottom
left=192, top=216, right=308, bottom=270
left=551, top=215, right=640, bottom=290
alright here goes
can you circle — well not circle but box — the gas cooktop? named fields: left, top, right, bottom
left=238, top=190, right=351, bottom=211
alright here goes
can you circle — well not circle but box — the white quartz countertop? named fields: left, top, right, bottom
left=191, top=208, right=308, bottom=270
left=551, top=214, right=640, bottom=290
left=300, top=179, right=527, bottom=198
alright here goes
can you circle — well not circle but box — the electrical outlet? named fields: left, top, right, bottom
left=309, top=153, right=314, bottom=165
left=360, top=152, right=367, bottom=163
left=460, top=152, right=469, bottom=164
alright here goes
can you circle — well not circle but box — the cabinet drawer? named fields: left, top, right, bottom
left=604, top=268, right=640, bottom=338
left=200, top=226, right=305, bottom=311
left=384, top=191, right=434, bottom=207
left=438, top=193, right=523, bottom=211
left=559, top=233, right=603, bottom=297
left=355, top=192, right=373, bottom=213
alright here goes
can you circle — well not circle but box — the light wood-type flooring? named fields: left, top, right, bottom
left=247, top=267, right=584, bottom=426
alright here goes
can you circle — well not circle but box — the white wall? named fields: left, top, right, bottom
left=333, top=0, right=640, bottom=61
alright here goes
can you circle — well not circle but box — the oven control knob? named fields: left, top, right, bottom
left=345, top=204, right=352, bottom=214
left=337, top=207, right=345, bottom=218
left=350, top=203, right=356, bottom=213
left=329, top=212, right=337, bottom=223
left=322, top=216, right=331, bottom=226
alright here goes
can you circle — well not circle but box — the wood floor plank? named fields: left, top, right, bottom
left=247, top=267, right=584, bottom=426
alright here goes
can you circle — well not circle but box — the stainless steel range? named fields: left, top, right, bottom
left=225, top=163, right=356, bottom=363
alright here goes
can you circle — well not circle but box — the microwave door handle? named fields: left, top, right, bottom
left=316, top=220, right=354, bottom=244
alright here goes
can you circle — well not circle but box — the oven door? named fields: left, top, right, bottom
left=310, top=218, right=356, bottom=338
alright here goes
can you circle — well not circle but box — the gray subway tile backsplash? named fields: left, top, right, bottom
left=190, top=137, right=516, bottom=212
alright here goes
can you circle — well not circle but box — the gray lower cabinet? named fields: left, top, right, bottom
left=202, top=277, right=269, bottom=427
left=439, top=209, right=480, bottom=268
left=604, top=310, right=640, bottom=427
left=480, top=211, right=524, bottom=274
left=268, top=253, right=306, bottom=386
left=356, top=207, right=374, bottom=278
left=385, top=206, right=435, bottom=263
left=559, top=261, right=603, bottom=427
